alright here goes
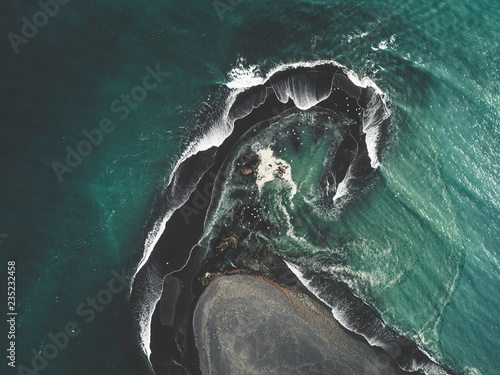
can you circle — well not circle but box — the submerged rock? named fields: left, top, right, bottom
left=215, top=236, right=238, bottom=254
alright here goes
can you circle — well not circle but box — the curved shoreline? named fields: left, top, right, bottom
left=127, top=62, right=455, bottom=375
left=194, top=273, right=412, bottom=375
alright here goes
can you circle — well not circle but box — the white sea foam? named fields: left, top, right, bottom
left=283, top=260, right=353, bottom=330
left=136, top=59, right=388, bottom=282
left=464, top=367, right=482, bottom=375
left=133, top=88, right=243, bottom=277
left=333, top=170, right=351, bottom=201
left=132, top=112, right=236, bottom=361
left=361, top=93, right=390, bottom=168
left=283, top=260, right=452, bottom=375
left=277, top=202, right=312, bottom=249
left=416, top=349, right=454, bottom=375
left=131, top=86, right=249, bottom=361
left=226, top=58, right=385, bottom=95
left=270, top=73, right=333, bottom=110
left=255, top=146, right=297, bottom=200
left=226, top=56, right=264, bottom=89
left=135, top=217, right=167, bottom=282
left=133, top=59, right=390, bottom=362
left=134, top=265, right=164, bottom=360
left=227, top=58, right=389, bottom=168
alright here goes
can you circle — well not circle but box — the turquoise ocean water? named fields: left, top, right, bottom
left=1, top=1, right=499, bottom=374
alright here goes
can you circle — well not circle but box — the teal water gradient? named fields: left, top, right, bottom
left=1, top=1, right=499, bottom=374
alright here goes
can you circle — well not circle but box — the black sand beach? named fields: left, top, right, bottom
left=193, top=273, right=412, bottom=375
left=130, top=65, right=453, bottom=375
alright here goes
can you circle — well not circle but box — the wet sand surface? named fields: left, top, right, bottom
left=193, top=274, right=409, bottom=375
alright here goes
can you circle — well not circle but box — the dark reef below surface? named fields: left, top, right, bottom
left=128, top=63, right=456, bottom=375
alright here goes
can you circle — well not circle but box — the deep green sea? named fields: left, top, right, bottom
left=1, top=0, right=499, bottom=374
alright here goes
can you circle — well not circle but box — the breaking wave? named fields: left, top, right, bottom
left=128, top=60, right=433, bottom=374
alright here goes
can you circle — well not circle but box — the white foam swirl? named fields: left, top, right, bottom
left=133, top=59, right=390, bottom=363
